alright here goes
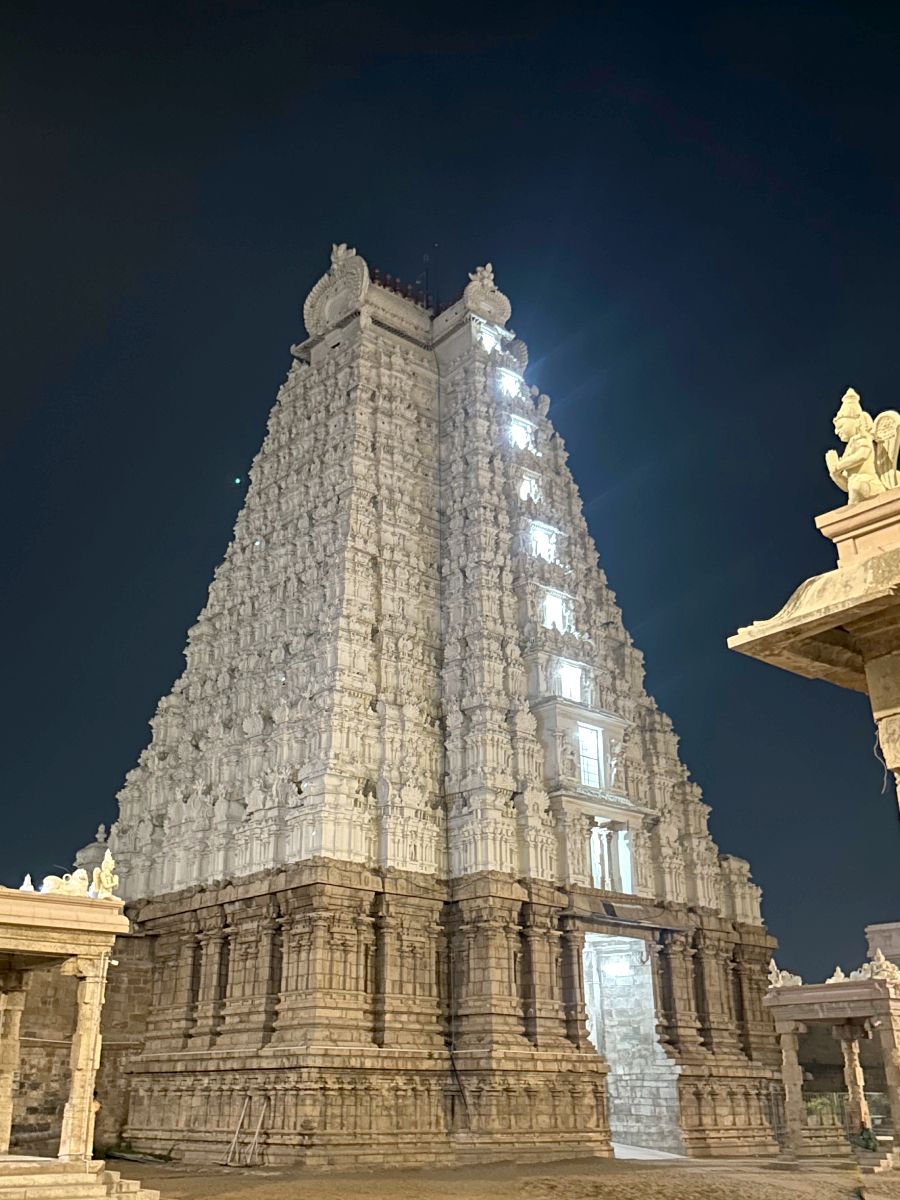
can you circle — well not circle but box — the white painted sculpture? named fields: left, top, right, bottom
left=90, top=849, right=120, bottom=900
left=825, top=387, right=900, bottom=505
left=768, top=958, right=803, bottom=988
left=40, top=868, right=90, bottom=897
left=849, top=948, right=900, bottom=984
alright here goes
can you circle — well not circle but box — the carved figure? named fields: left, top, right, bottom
left=825, top=387, right=900, bottom=505
left=849, top=947, right=900, bottom=984
left=825, top=965, right=846, bottom=983
left=40, top=868, right=90, bottom=897
left=90, top=850, right=120, bottom=900
left=767, top=958, right=803, bottom=988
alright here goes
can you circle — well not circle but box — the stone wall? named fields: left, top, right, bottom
left=11, top=965, right=76, bottom=1155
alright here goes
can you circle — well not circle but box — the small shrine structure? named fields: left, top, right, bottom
left=0, top=855, right=158, bottom=1197
left=765, top=953, right=900, bottom=1172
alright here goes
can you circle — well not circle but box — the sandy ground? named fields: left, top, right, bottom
left=120, top=1154, right=900, bottom=1200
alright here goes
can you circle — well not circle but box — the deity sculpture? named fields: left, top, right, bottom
left=90, top=849, right=120, bottom=900
left=825, top=387, right=900, bottom=505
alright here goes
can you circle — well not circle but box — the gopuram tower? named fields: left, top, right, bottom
left=77, top=246, right=782, bottom=1163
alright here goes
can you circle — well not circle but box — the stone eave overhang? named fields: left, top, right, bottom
left=727, top=549, right=900, bottom=692
left=530, top=694, right=632, bottom=732
left=764, top=978, right=899, bottom=1025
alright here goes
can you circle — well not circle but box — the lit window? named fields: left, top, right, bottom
left=590, top=823, right=634, bottom=894
left=578, top=724, right=602, bottom=788
left=542, top=590, right=573, bottom=632
left=519, top=472, right=541, bottom=502
left=499, top=368, right=523, bottom=397
left=529, top=522, right=558, bottom=562
left=559, top=662, right=582, bottom=702
left=509, top=417, right=535, bottom=451
left=561, top=667, right=580, bottom=700
left=543, top=591, right=564, bottom=631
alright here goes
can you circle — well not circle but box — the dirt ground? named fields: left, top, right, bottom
left=122, top=1155, right=900, bottom=1200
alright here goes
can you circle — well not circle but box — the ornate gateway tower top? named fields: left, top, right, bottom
left=82, top=245, right=760, bottom=929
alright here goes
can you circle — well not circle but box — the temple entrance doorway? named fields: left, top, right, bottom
left=583, top=933, right=683, bottom=1153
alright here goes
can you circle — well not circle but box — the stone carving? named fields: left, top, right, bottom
left=40, top=868, right=90, bottom=897
left=18, top=874, right=34, bottom=892
left=302, top=243, right=370, bottom=337
left=825, top=387, right=900, bottom=505
left=826, top=966, right=847, bottom=983
left=849, top=948, right=900, bottom=984
left=463, top=263, right=512, bottom=326
left=90, top=850, right=120, bottom=900
left=768, top=958, right=803, bottom=988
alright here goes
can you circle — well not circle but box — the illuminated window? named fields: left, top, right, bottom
left=519, top=472, right=541, bottom=502
left=509, top=416, right=535, bottom=452
left=477, top=323, right=501, bottom=353
left=529, top=522, right=558, bottom=562
left=542, top=589, right=572, bottom=632
left=590, top=823, right=634, bottom=894
left=559, top=662, right=583, bottom=702
left=578, top=724, right=602, bottom=788
left=499, top=368, right=523, bottom=397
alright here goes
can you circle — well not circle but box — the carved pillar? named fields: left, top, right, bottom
left=833, top=1024, right=871, bottom=1132
left=218, top=901, right=281, bottom=1049
left=0, top=972, right=27, bottom=1154
left=58, top=954, right=110, bottom=1161
left=520, top=901, right=566, bottom=1048
left=776, top=1023, right=807, bottom=1157
left=145, top=925, right=198, bottom=1051
left=646, top=938, right=673, bottom=1052
left=874, top=1012, right=900, bottom=1142
left=191, top=908, right=229, bottom=1047
left=271, top=907, right=311, bottom=1044
left=694, top=933, right=742, bottom=1056
left=560, top=918, right=588, bottom=1048
left=659, top=931, right=704, bottom=1057
left=450, top=892, right=524, bottom=1049
left=733, top=943, right=779, bottom=1064
left=605, top=828, right=622, bottom=893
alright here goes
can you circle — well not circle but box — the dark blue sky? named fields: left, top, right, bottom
left=2, top=2, right=898, bottom=980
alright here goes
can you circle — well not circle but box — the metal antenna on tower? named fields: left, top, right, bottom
left=418, top=243, right=439, bottom=312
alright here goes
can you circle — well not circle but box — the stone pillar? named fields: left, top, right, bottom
left=659, top=931, right=704, bottom=1056
left=560, top=917, right=588, bottom=1048
left=519, top=898, right=567, bottom=1048
left=833, top=1025, right=871, bottom=1132
left=776, top=1022, right=807, bottom=1157
left=874, top=1011, right=900, bottom=1142
left=450, top=886, right=525, bottom=1049
left=58, top=954, right=110, bottom=1162
left=606, top=828, right=622, bottom=893
left=145, top=925, right=199, bottom=1051
left=733, top=944, right=780, bottom=1065
left=0, top=971, right=27, bottom=1153
left=694, top=933, right=742, bottom=1056
left=191, top=908, right=229, bottom=1047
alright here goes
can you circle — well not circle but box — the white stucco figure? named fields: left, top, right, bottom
left=825, top=387, right=900, bottom=505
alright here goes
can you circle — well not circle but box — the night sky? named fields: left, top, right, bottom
left=3, top=2, right=898, bottom=982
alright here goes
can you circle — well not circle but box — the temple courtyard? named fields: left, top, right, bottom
left=125, top=1155, right=895, bottom=1200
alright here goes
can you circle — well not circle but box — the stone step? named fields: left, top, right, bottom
left=0, top=1162, right=159, bottom=1199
